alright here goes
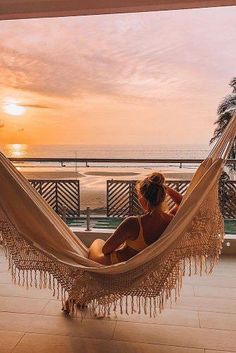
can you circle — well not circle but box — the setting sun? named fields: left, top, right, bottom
left=3, top=102, right=26, bottom=116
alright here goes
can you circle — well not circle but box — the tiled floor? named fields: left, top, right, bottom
left=0, top=246, right=235, bottom=353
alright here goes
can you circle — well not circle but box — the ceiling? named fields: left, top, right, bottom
left=1, top=0, right=236, bottom=20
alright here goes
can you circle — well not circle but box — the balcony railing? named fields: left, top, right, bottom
left=27, top=177, right=236, bottom=221
left=29, top=179, right=80, bottom=220
left=9, top=157, right=236, bottom=169
left=107, top=179, right=236, bottom=219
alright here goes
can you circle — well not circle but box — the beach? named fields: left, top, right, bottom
left=17, top=165, right=195, bottom=212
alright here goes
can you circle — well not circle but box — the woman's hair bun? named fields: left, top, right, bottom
left=149, top=173, right=165, bottom=186
left=136, top=172, right=166, bottom=208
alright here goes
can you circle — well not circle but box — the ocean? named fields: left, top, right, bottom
left=0, top=144, right=210, bottom=160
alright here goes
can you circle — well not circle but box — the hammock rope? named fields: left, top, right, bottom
left=0, top=115, right=235, bottom=317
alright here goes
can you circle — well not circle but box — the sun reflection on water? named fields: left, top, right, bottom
left=6, top=144, right=27, bottom=158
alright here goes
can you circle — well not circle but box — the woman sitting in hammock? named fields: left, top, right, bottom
left=88, top=172, right=183, bottom=265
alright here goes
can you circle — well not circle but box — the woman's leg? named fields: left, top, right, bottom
left=63, top=239, right=110, bottom=315
left=88, top=239, right=111, bottom=265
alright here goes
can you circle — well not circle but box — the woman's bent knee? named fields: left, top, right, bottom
left=90, top=238, right=105, bottom=249
left=88, top=238, right=105, bottom=259
left=88, top=239, right=111, bottom=265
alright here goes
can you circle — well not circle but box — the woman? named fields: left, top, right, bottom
left=88, top=172, right=183, bottom=265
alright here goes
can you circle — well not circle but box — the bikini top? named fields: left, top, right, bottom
left=125, top=216, right=148, bottom=252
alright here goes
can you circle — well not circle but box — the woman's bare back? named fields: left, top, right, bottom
left=115, top=211, right=173, bottom=262
left=139, top=211, right=173, bottom=244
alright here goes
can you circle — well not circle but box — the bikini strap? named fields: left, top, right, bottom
left=137, top=216, right=144, bottom=238
left=125, top=215, right=147, bottom=251
left=137, top=215, right=141, bottom=227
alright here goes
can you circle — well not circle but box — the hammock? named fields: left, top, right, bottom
left=0, top=115, right=235, bottom=318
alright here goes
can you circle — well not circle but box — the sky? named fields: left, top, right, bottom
left=0, top=6, right=235, bottom=145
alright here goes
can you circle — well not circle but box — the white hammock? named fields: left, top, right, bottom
left=0, top=115, right=235, bottom=317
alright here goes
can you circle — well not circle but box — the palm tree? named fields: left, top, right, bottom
left=210, top=77, right=236, bottom=159
left=211, top=79, right=236, bottom=213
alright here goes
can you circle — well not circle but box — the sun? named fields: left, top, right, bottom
left=3, top=102, right=26, bottom=116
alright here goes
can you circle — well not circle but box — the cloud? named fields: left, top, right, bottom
left=22, top=103, right=55, bottom=109
left=0, top=8, right=236, bottom=144
left=0, top=14, right=188, bottom=102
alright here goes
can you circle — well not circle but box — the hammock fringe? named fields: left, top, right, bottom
left=0, top=205, right=223, bottom=319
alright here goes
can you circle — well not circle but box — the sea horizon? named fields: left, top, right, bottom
left=0, top=143, right=210, bottom=160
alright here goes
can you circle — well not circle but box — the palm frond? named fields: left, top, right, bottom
left=210, top=80, right=236, bottom=158
left=229, top=77, right=236, bottom=89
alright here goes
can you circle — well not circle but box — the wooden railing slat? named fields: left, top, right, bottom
left=29, top=179, right=80, bottom=220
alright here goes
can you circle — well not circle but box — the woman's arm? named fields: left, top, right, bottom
left=165, top=185, right=183, bottom=205
left=165, top=185, right=183, bottom=215
left=102, top=216, right=139, bottom=255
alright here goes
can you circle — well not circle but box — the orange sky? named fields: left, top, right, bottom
left=0, top=7, right=235, bottom=145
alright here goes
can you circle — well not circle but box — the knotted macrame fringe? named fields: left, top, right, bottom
left=0, top=221, right=223, bottom=319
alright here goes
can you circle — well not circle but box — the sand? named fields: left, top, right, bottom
left=17, top=165, right=195, bottom=212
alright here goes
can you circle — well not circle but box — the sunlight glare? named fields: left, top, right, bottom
left=11, top=144, right=24, bottom=157
left=3, top=102, right=26, bottom=116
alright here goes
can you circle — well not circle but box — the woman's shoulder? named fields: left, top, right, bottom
left=121, top=216, right=140, bottom=227
left=119, top=216, right=140, bottom=234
